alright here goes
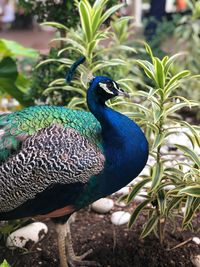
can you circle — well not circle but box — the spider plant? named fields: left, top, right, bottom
left=37, top=0, right=138, bottom=109
left=124, top=44, right=200, bottom=245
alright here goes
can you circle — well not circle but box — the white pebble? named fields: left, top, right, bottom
left=192, top=237, right=200, bottom=245
left=115, top=201, right=127, bottom=207
left=134, top=195, right=147, bottom=202
left=139, top=166, right=150, bottom=176
left=91, top=198, right=114, bottom=214
left=6, top=222, right=48, bottom=249
left=191, top=255, right=200, bottom=267
left=129, top=177, right=142, bottom=186
left=115, top=187, right=130, bottom=195
left=111, top=211, right=131, bottom=225
left=163, top=185, right=175, bottom=190
left=133, top=190, right=148, bottom=202
left=181, top=207, right=186, bottom=214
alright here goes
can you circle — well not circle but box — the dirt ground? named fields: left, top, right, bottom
left=0, top=197, right=199, bottom=267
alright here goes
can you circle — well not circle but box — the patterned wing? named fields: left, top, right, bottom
left=0, top=124, right=105, bottom=213
left=0, top=105, right=102, bottom=163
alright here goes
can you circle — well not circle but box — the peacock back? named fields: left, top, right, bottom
left=0, top=105, right=102, bottom=163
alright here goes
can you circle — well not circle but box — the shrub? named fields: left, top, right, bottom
left=124, top=44, right=200, bottom=244
left=38, top=0, right=138, bottom=109
left=0, top=39, right=38, bottom=107
left=174, top=0, right=200, bottom=104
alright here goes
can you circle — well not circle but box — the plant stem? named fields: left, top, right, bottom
left=59, top=29, right=66, bottom=49
left=158, top=217, right=166, bottom=245
left=156, top=91, right=165, bottom=244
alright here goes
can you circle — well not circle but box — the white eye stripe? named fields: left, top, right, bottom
left=99, top=82, right=114, bottom=94
left=113, top=82, right=118, bottom=90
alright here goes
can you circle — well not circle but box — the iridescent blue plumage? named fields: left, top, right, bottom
left=0, top=75, right=148, bottom=267
left=65, top=56, right=86, bottom=84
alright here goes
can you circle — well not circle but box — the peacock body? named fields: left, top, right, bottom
left=0, top=76, right=149, bottom=267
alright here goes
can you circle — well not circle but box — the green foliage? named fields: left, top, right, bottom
left=38, top=0, right=138, bottom=109
left=0, top=260, right=11, bottom=267
left=0, top=39, right=38, bottom=58
left=174, top=1, right=200, bottom=103
left=19, top=0, right=80, bottom=28
left=0, top=39, right=38, bottom=106
left=18, top=0, right=119, bottom=28
left=27, top=48, right=72, bottom=106
left=0, top=220, right=25, bottom=238
left=144, top=14, right=181, bottom=59
left=126, top=44, right=200, bottom=244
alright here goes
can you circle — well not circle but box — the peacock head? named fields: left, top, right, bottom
left=65, top=56, right=129, bottom=104
left=89, top=76, right=129, bottom=103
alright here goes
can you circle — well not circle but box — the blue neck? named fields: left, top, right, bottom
left=86, top=82, right=149, bottom=198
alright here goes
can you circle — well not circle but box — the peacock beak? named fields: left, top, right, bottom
left=117, top=89, right=130, bottom=98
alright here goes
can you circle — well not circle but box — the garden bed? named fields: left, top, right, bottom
left=0, top=198, right=199, bottom=267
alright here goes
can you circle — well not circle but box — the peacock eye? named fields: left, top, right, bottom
left=107, top=82, right=113, bottom=89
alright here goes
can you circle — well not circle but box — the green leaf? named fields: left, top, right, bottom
left=136, top=60, right=155, bottom=81
left=52, top=38, right=86, bottom=54
left=164, top=53, right=185, bottom=75
left=151, top=162, right=164, bottom=190
left=165, top=70, right=190, bottom=92
left=162, top=56, right=169, bottom=66
left=132, top=103, right=152, bottom=115
left=87, top=40, right=97, bottom=58
left=157, top=190, right=166, bottom=215
left=123, top=112, right=146, bottom=120
left=41, top=22, right=68, bottom=31
left=93, top=0, right=108, bottom=9
left=67, top=97, right=86, bottom=109
left=165, top=167, right=184, bottom=177
left=91, top=59, right=126, bottom=72
left=166, top=196, right=184, bottom=215
left=91, top=4, right=104, bottom=33
left=145, top=43, right=154, bottom=60
left=140, top=212, right=158, bottom=238
left=154, top=57, right=165, bottom=88
left=180, top=121, right=200, bottom=147
left=116, top=45, right=137, bottom=53
left=152, top=103, right=163, bottom=123
left=44, top=86, right=86, bottom=97
left=127, top=178, right=151, bottom=204
left=118, top=193, right=129, bottom=203
left=49, top=78, right=65, bottom=86
left=99, top=3, right=124, bottom=27
left=183, top=197, right=200, bottom=226
left=0, top=260, right=11, bottom=267
left=0, top=57, right=18, bottom=80
left=128, top=199, right=152, bottom=228
left=165, top=102, right=194, bottom=116
left=0, top=39, right=38, bottom=58
left=151, top=133, right=165, bottom=151
left=179, top=186, right=200, bottom=197
left=15, top=73, right=30, bottom=93
left=0, top=57, right=33, bottom=106
left=184, top=195, right=194, bottom=217
left=175, top=144, right=200, bottom=167
left=79, top=1, right=92, bottom=42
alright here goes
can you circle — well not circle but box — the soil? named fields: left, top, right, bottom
left=0, top=197, right=199, bottom=267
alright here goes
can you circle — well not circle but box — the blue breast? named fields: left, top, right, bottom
left=76, top=106, right=149, bottom=208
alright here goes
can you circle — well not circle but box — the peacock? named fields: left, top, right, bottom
left=0, top=61, right=149, bottom=267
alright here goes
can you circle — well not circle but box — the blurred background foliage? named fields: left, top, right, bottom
left=18, top=0, right=119, bottom=28
left=0, top=39, right=38, bottom=108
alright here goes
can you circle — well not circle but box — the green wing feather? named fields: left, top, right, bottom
left=0, top=106, right=102, bottom=162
